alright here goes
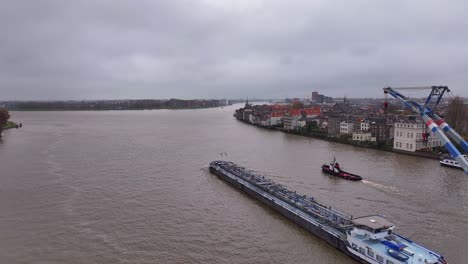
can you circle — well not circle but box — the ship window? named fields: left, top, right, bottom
left=359, top=247, right=365, bottom=254
left=352, top=243, right=358, bottom=249
left=376, top=255, right=384, bottom=263
left=367, top=248, right=374, bottom=258
left=386, top=260, right=394, bottom=264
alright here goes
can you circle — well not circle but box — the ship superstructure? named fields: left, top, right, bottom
left=210, top=160, right=447, bottom=264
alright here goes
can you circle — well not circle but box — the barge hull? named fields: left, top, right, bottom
left=210, top=166, right=367, bottom=263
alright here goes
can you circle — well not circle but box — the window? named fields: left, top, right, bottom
left=359, top=247, right=365, bottom=254
left=386, top=260, right=394, bottom=264
left=410, top=133, right=413, bottom=138
left=376, top=255, right=384, bottom=263
left=352, top=243, right=358, bottom=249
left=406, top=143, right=409, bottom=149
left=410, top=144, right=413, bottom=150
left=367, top=248, right=374, bottom=258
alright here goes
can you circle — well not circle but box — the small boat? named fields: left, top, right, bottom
left=439, top=154, right=466, bottom=170
left=386, top=247, right=409, bottom=262
left=321, top=157, right=362, bottom=181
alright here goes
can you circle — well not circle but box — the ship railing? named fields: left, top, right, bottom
left=216, top=163, right=354, bottom=227
left=219, top=166, right=352, bottom=235
left=273, top=192, right=352, bottom=227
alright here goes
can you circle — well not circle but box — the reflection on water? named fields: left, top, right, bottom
left=0, top=106, right=466, bottom=264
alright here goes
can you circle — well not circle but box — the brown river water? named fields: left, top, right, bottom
left=0, top=105, right=466, bottom=264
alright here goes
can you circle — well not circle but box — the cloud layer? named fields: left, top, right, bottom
left=1, top=0, right=468, bottom=100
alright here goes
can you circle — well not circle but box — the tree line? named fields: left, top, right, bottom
left=2, top=99, right=224, bottom=111
left=445, top=97, right=468, bottom=139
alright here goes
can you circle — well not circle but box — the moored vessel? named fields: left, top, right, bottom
left=210, top=160, right=447, bottom=264
left=439, top=154, right=467, bottom=170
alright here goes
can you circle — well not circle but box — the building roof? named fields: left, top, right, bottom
left=289, top=107, right=322, bottom=116
left=352, top=215, right=394, bottom=230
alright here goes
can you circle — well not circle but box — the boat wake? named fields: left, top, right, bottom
left=361, top=180, right=400, bottom=194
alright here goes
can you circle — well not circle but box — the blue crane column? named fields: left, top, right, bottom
left=431, top=114, right=468, bottom=153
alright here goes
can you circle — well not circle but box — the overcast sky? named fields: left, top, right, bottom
left=1, top=0, right=468, bottom=100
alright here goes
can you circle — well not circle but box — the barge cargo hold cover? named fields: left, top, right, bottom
left=209, top=160, right=447, bottom=264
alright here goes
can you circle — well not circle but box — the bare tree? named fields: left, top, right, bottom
left=291, top=101, right=304, bottom=109
left=445, top=97, right=468, bottom=137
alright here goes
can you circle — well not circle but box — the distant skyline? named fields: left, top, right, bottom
left=2, top=0, right=468, bottom=100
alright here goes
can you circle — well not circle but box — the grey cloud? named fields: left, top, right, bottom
left=1, top=0, right=468, bottom=100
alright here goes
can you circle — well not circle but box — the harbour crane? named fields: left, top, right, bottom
left=383, top=86, right=468, bottom=173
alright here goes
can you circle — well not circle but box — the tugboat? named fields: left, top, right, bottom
left=321, top=157, right=362, bottom=181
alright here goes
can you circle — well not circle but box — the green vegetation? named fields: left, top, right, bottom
left=0, top=108, right=10, bottom=137
left=0, top=109, right=20, bottom=137
left=3, top=121, right=18, bottom=129
left=0, top=109, right=10, bottom=125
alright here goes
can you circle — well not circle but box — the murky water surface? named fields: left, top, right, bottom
left=0, top=105, right=466, bottom=263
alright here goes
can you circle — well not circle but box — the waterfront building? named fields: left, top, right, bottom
left=393, top=120, right=442, bottom=152
left=369, top=118, right=393, bottom=143
left=340, top=121, right=354, bottom=134
left=283, top=107, right=322, bottom=130
left=269, top=112, right=284, bottom=126
left=327, top=115, right=341, bottom=136
left=297, top=118, right=307, bottom=128
left=352, top=131, right=376, bottom=142
left=282, top=114, right=299, bottom=130
left=353, top=117, right=370, bottom=132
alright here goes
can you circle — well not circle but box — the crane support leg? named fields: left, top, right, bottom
left=432, top=114, right=468, bottom=153
left=423, top=115, right=468, bottom=173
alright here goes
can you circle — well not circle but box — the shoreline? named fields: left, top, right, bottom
left=5, top=105, right=226, bottom=112
left=235, top=117, right=440, bottom=160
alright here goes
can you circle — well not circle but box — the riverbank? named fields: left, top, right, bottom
left=236, top=118, right=440, bottom=160
left=1, top=99, right=228, bottom=111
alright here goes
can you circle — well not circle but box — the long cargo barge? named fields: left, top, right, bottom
left=210, top=160, right=447, bottom=264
